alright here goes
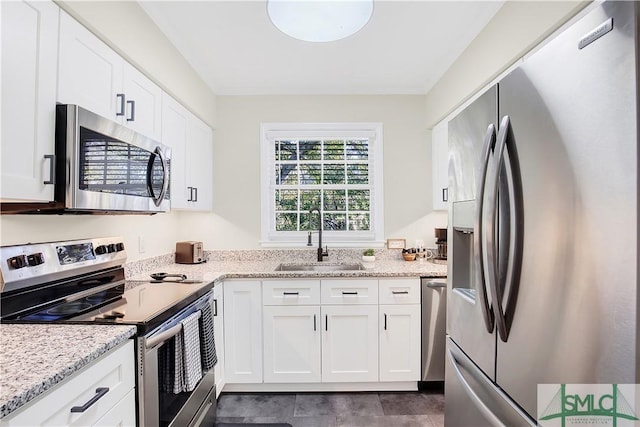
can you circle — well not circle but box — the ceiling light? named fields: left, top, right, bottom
left=267, top=0, right=374, bottom=43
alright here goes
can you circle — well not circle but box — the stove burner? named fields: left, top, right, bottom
left=47, top=301, right=93, bottom=315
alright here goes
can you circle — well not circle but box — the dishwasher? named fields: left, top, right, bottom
left=420, top=277, right=447, bottom=383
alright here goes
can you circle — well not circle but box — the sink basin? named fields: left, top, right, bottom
left=275, top=263, right=364, bottom=272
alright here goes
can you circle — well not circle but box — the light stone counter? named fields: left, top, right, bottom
left=127, top=248, right=447, bottom=282
left=0, top=324, right=136, bottom=418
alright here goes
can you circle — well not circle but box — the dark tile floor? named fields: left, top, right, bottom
left=214, top=390, right=445, bottom=427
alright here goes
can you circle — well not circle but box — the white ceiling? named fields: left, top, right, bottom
left=139, top=1, right=504, bottom=96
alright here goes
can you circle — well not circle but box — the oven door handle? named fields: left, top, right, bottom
left=145, top=311, right=201, bottom=349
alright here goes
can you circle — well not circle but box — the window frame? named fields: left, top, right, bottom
left=260, top=122, right=384, bottom=247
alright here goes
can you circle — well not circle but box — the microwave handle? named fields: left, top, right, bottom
left=147, top=147, right=169, bottom=207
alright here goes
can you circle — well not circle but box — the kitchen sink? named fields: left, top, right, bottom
left=275, top=263, right=365, bottom=272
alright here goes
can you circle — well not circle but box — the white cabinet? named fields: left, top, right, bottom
left=321, top=278, right=379, bottom=383
left=263, top=305, right=321, bottom=383
left=1, top=341, right=135, bottom=426
left=379, top=278, right=421, bottom=382
left=223, top=280, right=262, bottom=383
left=321, top=305, right=379, bottom=383
left=58, top=11, right=162, bottom=141
left=212, top=284, right=225, bottom=397
left=162, top=93, right=213, bottom=211
left=262, top=280, right=321, bottom=383
left=432, top=120, right=449, bottom=211
left=1, top=0, right=58, bottom=202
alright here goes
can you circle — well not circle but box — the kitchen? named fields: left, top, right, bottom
left=1, top=1, right=638, bottom=427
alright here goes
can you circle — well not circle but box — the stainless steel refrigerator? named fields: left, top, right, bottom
left=445, top=1, right=638, bottom=425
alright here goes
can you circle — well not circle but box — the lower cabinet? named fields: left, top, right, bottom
left=321, top=305, right=379, bottom=383
left=223, top=280, right=263, bottom=383
left=379, top=304, right=422, bottom=382
left=1, top=341, right=135, bottom=426
left=212, top=284, right=225, bottom=397
left=222, top=277, right=421, bottom=389
left=263, top=305, right=321, bottom=383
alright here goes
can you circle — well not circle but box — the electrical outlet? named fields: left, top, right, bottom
left=138, top=236, right=146, bottom=253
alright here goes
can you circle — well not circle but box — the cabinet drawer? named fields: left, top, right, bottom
left=379, top=278, right=420, bottom=304
left=1, top=340, right=134, bottom=426
left=321, top=279, right=378, bottom=305
left=263, top=280, right=320, bottom=305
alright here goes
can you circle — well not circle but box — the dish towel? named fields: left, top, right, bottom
left=172, top=332, right=185, bottom=394
left=198, top=302, right=218, bottom=370
left=181, top=311, right=203, bottom=392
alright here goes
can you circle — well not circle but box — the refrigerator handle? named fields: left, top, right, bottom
left=487, top=115, right=524, bottom=342
left=474, top=123, right=496, bottom=333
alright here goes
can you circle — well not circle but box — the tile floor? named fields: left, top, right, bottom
left=214, top=390, right=445, bottom=427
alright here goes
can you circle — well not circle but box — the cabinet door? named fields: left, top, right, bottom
left=431, top=121, right=449, bottom=211
left=212, top=285, right=225, bottom=397
left=161, top=93, right=190, bottom=209
left=58, top=11, right=123, bottom=121
left=223, top=280, right=262, bottom=383
left=186, top=115, right=213, bottom=211
left=263, top=305, right=321, bottom=383
left=1, top=0, right=58, bottom=202
left=321, top=305, right=378, bottom=383
left=123, top=64, right=162, bottom=141
left=379, top=304, right=421, bottom=382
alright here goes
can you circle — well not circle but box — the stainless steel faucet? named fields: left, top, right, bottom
left=308, top=207, right=328, bottom=261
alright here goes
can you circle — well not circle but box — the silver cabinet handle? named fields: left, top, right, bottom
left=126, top=100, right=135, bottom=121
left=313, top=314, right=316, bottom=331
left=442, top=187, right=448, bottom=202
left=342, top=291, right=358, bottom=295
left=43, top=154, right=55, bottom=185
left=384, top=313, right=387, bottom=330
left=474, top=123, right=496, bottom=334
left=187, top=186, right=194, bottom=202
left=116, top=94, right=125, bottom=116
left=283, top=291, right=299, bottom=295
left=392, top=290, right=409, bottom=294
left=193, top=187, right=198, bottom=202
left=70, top=387, right=109, bottom=413
left=213, top=299, right=218, bottom=317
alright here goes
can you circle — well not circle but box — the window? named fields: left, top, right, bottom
left=260, top=123, right=384, bottom=247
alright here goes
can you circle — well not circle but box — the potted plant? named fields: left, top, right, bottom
left=362, top=249, right=376, bottom=264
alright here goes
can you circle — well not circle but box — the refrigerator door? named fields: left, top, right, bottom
left=445, top=338, right=535, bottom=427
left=447, top=86, right=498, bottom=379
left=496, top=1, right=638, bottom=418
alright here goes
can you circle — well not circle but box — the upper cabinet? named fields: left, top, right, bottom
left=1, top=0, right=59, bottom=202
left=431, top=120, right=449, bottom=211
left=162, top=93, right=213, bottom=211
left=58, top=11, right=162, bottom=141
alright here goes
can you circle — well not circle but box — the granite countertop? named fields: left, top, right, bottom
left=0, top=324, right=136, bottom=419
left=128, top=258, right=447, bottom=282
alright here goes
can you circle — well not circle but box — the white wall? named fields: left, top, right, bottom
left=189, top=95, right=448, bottom=250
left=425, top=0, right=589, bottom=128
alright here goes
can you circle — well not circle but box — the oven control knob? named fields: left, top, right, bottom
left=95, top=245, right=108, bottom=255
left=115, top=243, right=125, bottom=252
left=27, top=253, right=44, bottom=266
left=107, top=244, right=116, bottom=253
left=8, top=255, right=27, bottom=270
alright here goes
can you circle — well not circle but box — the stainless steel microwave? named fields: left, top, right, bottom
left=53, top=104, right=171, bottom=214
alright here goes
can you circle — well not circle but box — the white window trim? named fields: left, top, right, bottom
left=260, top=122, right=384, bottom=248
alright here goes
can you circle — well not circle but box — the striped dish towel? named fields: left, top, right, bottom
left=198, top=302, right=218, bottom=370
left=181, top=311, right=203, bottom=392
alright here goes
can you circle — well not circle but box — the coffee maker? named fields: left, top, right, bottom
left=435, top=228, right=447, bottom=260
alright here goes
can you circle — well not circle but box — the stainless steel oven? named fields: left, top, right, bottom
left=0, top=237, right=217, bottom=427
left=54, top=104, right=171, bottom=213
